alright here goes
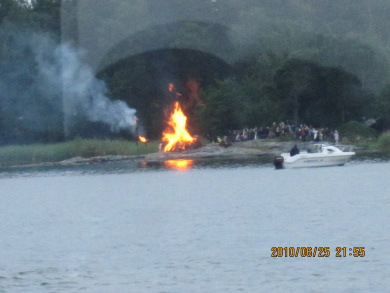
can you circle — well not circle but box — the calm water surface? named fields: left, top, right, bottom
left=0, top=158, right=390, bottom=292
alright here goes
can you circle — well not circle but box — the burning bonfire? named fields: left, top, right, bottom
left=138, top=136, right=148, bottom=143
left=161, top=101, right=199, bottom=152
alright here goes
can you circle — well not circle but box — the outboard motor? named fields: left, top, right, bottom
left=273, top=156, right=284, bottom=169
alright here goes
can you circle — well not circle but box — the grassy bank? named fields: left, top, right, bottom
left=377, top=132, right=390, bottom=152
left=0, top=139, right=159, bottom=167
left=1, top=134, right=389, bottom=168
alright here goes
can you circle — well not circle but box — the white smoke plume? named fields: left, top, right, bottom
left=34, top=39, right=137, bottom=135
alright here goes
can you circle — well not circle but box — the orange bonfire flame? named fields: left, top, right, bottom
left=138, top=136, right=148, bottom=143
left=162, top=101, right=196, bottom=152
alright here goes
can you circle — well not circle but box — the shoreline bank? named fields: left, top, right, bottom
left=1, top=140, right=385, bottom=170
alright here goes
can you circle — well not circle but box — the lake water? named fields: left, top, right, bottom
left=1, top=158, right=390, bottom=292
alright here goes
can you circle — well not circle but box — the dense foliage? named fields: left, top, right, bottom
left=338, top=121, right=378, bottom=143
left=1, top=0, right=390, bottom=145
left=377, top=132, right=390, bottom=152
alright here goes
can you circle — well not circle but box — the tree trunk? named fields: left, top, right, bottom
left=293, top=94, right=299, bottom=126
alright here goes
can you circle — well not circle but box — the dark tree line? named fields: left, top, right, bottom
left=194, top=55, right=373, bottom=140
left=0, top=0, right=390, bottom=145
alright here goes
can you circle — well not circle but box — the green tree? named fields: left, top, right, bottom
left=274, top=59, right=367, bottom=127
left=321, top=67, right=365, bottom=125
left=31, top=0, right=61, bottom=36
left=0, top=0, right=17, bottom=24
left=194, top=79, right=245, bottom=140
left=375, top=85, right=390, bottom=118
left=274, top=59, right=314, bottom=126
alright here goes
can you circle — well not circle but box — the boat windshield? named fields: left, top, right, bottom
left=307, top=144, right=322, bottom=153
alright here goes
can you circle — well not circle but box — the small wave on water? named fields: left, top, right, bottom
left=0, top=268, right=95, bottom=293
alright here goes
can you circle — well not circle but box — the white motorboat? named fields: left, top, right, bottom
left=273, top=143, right=355, bottom=169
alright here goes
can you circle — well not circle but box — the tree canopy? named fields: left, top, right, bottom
left=0, top=0, right=389, bottom=144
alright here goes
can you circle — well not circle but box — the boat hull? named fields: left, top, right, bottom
left=281, top=152, right=355, bottom=169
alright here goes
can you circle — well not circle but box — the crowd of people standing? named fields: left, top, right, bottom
left=218, top=122, right=341, bottom=145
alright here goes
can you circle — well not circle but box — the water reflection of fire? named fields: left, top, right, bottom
left=139, top=161, right=148, bottom=167
left=161, top=101, right=197, bottom=152
left=164, top=159, right=193, bottom=171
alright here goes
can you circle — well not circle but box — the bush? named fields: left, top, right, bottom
left=377, top=132, right=390, bottom=152
left=338, top=121, right=378, bottom=143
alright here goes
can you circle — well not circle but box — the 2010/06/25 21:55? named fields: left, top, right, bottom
left=271, top=247, right=365, bottom=257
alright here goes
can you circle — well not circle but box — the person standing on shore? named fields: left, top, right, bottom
left=334, top=130, right=339, bottom=145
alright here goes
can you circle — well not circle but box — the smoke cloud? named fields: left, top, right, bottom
left=35, top=40, right=137, bottom=134
left=0, top=29, right=137, bottom=144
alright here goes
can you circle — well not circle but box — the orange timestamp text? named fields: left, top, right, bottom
left=271, top=247, right=365, bottom=257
